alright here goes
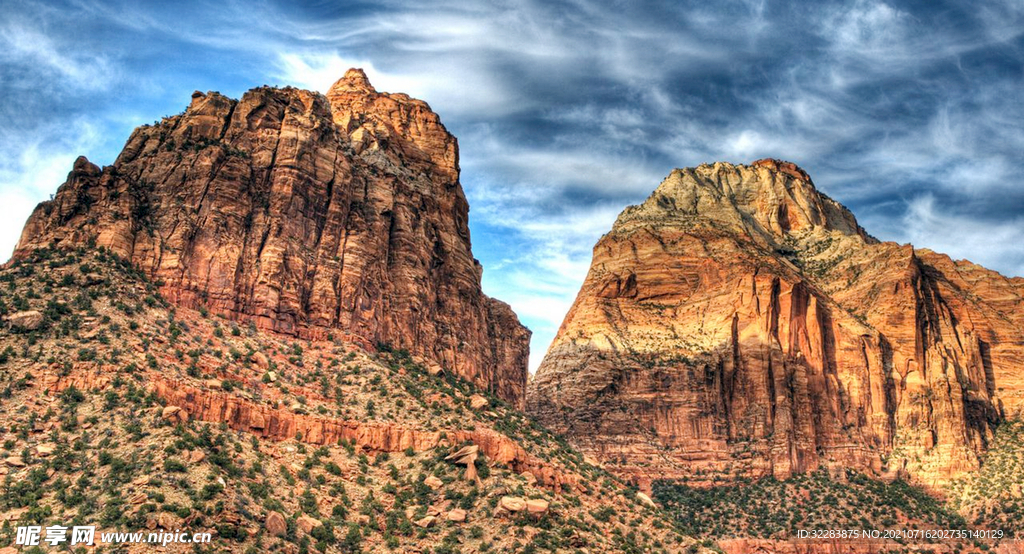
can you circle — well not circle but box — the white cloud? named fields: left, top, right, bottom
left=471, top=180, right=628, bottom=372
left=273, top=52, right=463, bottom=102
left=898, top=194, right=1024, bottom=278
left=975, top=0, right=1024, bottom=43
left=724, top=129, right=767, bottom=160
left=1, top=0, right=1021, bottom=371
left=272, top=49, right=521, bottom=118
left=274, top=53, right=382, bottom=93
left=829, top=0, right=909, bottom=55
left=0, top=118, right=103, bottom=261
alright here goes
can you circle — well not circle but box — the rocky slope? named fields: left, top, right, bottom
left=0, top=248, right=705, bottom=553
left=528, top=159, right=1024, bottom=490
left=13, top=69, right=530, bottom=407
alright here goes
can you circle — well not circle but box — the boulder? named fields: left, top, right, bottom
left=6, top=310, right=44, bottom=331
left=252, top=352, right=269, bottom=369
left=469, top=395, right=488, bottom=410
left=424, top=475, right=443, bottom=489
left=296, top=515, right=320, bottom=534
left=499, top=496, right=526, bottom=512
left=636, top=492, right=657, bottom=509
left=446, top=508, right=467, bottom=523
left=526, top=498, right=549, bottom=515
left=446, top=444, right=480, bottom=465
left=414, top=515, right=436, bottom=528
left=161, top=406, right=188, bottom=424
left=265, top=511, right=287, bottom=537
left=445, top=444, right=481, bottom=483
left=35, top=444, right=55, bottom=457
left=148, top=512, right=179, bottom=530
left=163, top=512, right=183, bottom=528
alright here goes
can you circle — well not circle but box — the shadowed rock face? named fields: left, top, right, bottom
left=528, top=160, right=1024, bottom=489
left=14, top=69, right=530, bottom=407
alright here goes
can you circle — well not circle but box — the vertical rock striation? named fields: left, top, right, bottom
left=528, top=160, right=1024, bottom=489
left=14, top=69, right=530, bottom=406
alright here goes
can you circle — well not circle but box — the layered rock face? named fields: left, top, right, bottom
left=14, top=69, right=530, bottom=406
left=40, top=371, right=576, bottom=490
left=528, top=160, right=1024, bottom=489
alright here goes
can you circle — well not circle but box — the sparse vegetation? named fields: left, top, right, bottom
left=655, top=468, right=987, bottom=550
left=0, top=248, right=695, bottom=553
left=948, top=419, right=1024, bottom=537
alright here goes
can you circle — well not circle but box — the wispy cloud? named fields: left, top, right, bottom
left=0, top=18, right=116, bottom=93
left=894, top=194, right=1024, bottom=278
left=1, top=0, right=1021, bottom=371
left=473, top=198, right=625, bottom=371
left=0, top=118, right=103, bottom=260
left=826, top=0, right=910, bottom=58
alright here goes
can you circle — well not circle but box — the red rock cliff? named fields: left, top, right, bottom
left=13, top=69, right=530, bottom=407
left=528, top=160, right=1024, bottom=489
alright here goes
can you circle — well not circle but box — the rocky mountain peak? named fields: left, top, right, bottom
left=529, top=160, right=1024, bottom=491
left=329, top=67, right=376, bottom=94
left=325, top=68, right=457, bottom=183
left=750, top=157, right=812, bottom=182
left=13, top=74, right=530, bottom=407
left=615, top=160, right=872, bottom=245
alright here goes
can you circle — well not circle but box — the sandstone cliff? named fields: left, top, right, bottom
left=13, top=69, right=530, bottom=406
left=528, top=159, right=1024, bottom=489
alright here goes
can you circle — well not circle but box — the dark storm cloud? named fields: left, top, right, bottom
left=1, top=0, right=1022, bottom=369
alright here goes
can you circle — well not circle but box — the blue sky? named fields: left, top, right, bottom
left=2, top=0, right=1023, bottom=370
